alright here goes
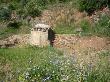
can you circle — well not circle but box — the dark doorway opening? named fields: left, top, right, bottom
left=48, top=28, right=55, bottom=47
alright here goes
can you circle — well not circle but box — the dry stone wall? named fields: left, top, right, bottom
left=53, top=34, right=110, bottom=53
left=0, top=34, right=30, bottom=48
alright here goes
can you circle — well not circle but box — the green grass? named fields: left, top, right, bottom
left=54, top=14, right=110, bottom=37
left=0, top=46, right=63, bottom=81
left=0, top=46, right=109, bottom=82
left=78, top=16, right=110, bottom=37
left=0, top=46, right=62, bottom=70
left=54, top=25, right=75, bottom=34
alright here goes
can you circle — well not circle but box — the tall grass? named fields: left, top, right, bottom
left=93, top=14, right=110, bottom=36
left=54, top=24, right=75, bottom=34
left=80, top=14, right=110, bottom=36
left=54, top=14, right=110, bottom=37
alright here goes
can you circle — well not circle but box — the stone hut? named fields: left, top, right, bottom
left=30, top=24, right=50, bottom=46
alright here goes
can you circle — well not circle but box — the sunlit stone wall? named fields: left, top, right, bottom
left=30, top=24, right=50, bottom=46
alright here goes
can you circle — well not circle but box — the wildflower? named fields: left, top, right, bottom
left=61, top=75, right=69, bottom=81
left=25, top=72, right=30, bottom=79
left=43, top=76, right=51, bottom=82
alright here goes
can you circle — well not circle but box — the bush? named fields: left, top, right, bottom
left=93, top=14, right=110, bottom=36
left=8, top=2, right=19, bottom=10
left=7, top=21, right=22, bottom=29
left=0, top=6, right=11, bottom=20
left=79, top=14, right=110, bottom=36
left=24, top=0, right=42, bottom=18
left=23, top=0, right=70, bottom=18
left=78, top=0, right=109, bottom=14
left=80, top=20, right=92, bottom=36
left=0, top=0, right=71, bottom=20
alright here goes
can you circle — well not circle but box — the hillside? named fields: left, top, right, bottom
left=0, top=0, right=110, bottom=82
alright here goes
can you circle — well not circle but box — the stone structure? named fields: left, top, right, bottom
left=30, top=24, right=50, bottom=46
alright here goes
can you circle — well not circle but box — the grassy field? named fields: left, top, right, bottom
left=0, top=46, right=109, bottom=82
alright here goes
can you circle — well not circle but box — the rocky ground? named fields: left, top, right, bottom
left=54, top=34, right=110, bottom=53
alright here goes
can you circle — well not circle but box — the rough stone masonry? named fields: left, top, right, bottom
left=30, top=24, right=50, bottom=47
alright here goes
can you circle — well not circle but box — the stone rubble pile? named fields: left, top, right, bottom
left=54, top=34, right=78, bottom=49
left=0, top=34, right=30, bottom=48
left=53, top=34, right=109, bottom=53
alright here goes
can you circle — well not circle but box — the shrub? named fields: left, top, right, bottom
left=80, top=20, right=92, bottom=35
left=78, top=0, right=109, bottom=14
left=79, top=14, right=110, bottom=36
left=8, top=2, right=19, bottom=10
left=24, top=0, right=42, bottom=18
left=93, top=14, right=110, bottom=36
left=7, top=21, right=22, bottom=29
left=0, top=6, right=11, bottom=20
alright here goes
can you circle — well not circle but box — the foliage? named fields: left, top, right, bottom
left=78, top=14, right=110, bottom=36
left=79, top=14, right=110, bottom=36
left=0, top=5, right=11, bottom=20
left=54, top=25, right=75, bottom=34
left=55, top=14, right=110, bottom=36
left=0, top=24, right=30, bottom=39
left=93, top=14, right=110, bottom=36
left=79, top=20, right=92, bottom=36
left=7, top=21, right=22, bottom=29
left=24, top=0, right=42, bottom=18
left=78, top=0, right=109, bottom=14
left=0, top=0, right=70, bottom=21
left=0, top=27, right=19, bottom=39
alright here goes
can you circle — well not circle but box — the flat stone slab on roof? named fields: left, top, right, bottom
left=35, top=24, right=50, bottom=28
